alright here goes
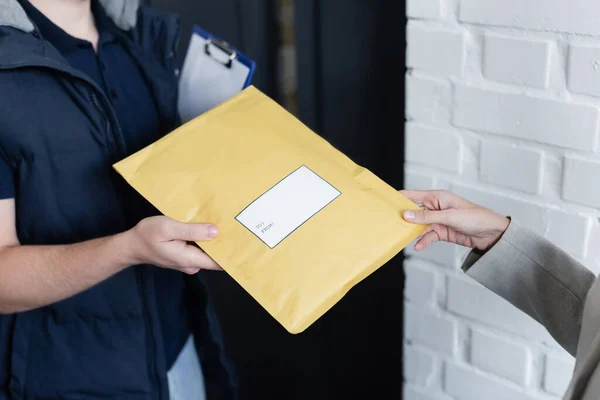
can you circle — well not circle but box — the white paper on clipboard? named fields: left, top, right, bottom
left=178, top=28, right=255, bottom=123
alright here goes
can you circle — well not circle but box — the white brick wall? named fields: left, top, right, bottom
left=479, top=141, right=543, bottom=194
left=404, top=1, right=600, bottom=398
left=445, top=363, right=537, bottom=400
left=483, top=35, right=551, bottom=89
left=544, top=354, right=576, bottom=396
left=404, top=345, right=436, bottom=386
left=563, top=155, right=600, bottom=208
left=470, top=329, right=532, bottom=386
left=453, top=86, right=599, bottom=151
left=407, top=0, right=440, bottom=20
left=405, top=305, right=458, bottom=356
left=568, top=45, right=600, bottom=97
left=407, top=26, right=466, bottom=76
left=406, top=124, right=463, bottom=173
left=459, top=0, right=600, bottom=36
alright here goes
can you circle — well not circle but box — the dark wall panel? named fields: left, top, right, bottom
left=295, top=1, right=407, bottom=398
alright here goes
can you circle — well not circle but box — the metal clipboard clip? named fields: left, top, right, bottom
left=204, top=38, right=238, bottom=69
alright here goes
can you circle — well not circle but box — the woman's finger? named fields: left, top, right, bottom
left=403, top=208, right=458, bottom=227
left=417, top=225, right=434, bottom=240
left=414, top=230, right=441, bottom=251
left=399, top=190, right=428, bottom=204
left=401, top=189, right=469, bottom=210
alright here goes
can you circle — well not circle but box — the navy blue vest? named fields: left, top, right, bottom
left=0, top=6, right=236, bottom=400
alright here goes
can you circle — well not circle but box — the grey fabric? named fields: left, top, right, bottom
left=167, top=335, right=206, bottom=400
left=0, top=0, right=139, bottom=32
left=98, top=0, right=140, bottom=30
left=0, top=0, right=34, bottom=32
left=462, top=220, right=600, bottom=399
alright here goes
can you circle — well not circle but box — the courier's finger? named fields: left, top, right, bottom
left=180, top=245, right=221, bottom=270
left=403, top=208, right=457, bottom=226
left=165, top=220, right=219, bottom=242
left=180, top=267, right=201, bottom=275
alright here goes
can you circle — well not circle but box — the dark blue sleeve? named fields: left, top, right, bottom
left=0, top=156, right=15, bottom=199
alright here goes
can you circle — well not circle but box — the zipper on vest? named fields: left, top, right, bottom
left=87, top=72, right=165, bottom=400
left=88, top=89, right=165, bottom=399
left=90, top=92, right=119, bottom=156
left=90, top=94, right=164, bottom=399
left=85, top=71, right=165, bottom=400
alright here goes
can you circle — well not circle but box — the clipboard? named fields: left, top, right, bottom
left=178, top=26, right=256, bottom=123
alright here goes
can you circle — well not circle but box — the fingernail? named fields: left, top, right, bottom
left=207, top=225, right=219, bottom=238
left=403, top=211, right=415, bottom=221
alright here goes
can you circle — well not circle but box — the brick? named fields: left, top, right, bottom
left=406, top=76, right=452, bottom=125
left=404, top=260, right=436, bottom=306
left=447, top=277, right=557, bottom=344
left=404, top=386, right=440, bottom=400
left=546, top=211, right=591, bottom=257
left=483, top=34, right=550, bottom=88
left=451, top=184, right=547, bottom=235
left=404, top=170, right=435, bottom=191
left=406, top=124, right=463, bottom=173
left=544, top=354, right=575, bottom=396
left=461, top=135, right=480, bottom=181
left=405, top=240, right=462, bottom=269
left=404, top=344, right=435, bottom=386
left=453, top=86, right=599, bottom=151
left=405, top=305, right=457, bottom=355
left=460, top=0, right=600, bottom=36
left=563, top=155, right=600, bottom=208
left=480, top=141, right=543, bottom=194
left=445, top=363, right=535, bottom=400
left=407, top=25, right=465, bottom=76
left=407, top=0, right=441, bottom=20
left=470, top=329, right=532, bottom=386
left=568, top=45, right=600, bottom=98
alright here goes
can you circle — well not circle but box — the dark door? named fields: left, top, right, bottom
left=148, top=1, right=406, bottom=399
left=294, top=1, right=407, bottom=399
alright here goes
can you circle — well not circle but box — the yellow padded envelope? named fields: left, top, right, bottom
left=114, top=86, right=426, bottom=334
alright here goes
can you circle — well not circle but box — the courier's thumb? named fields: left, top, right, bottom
left=403, top=209, right=453, bottom=226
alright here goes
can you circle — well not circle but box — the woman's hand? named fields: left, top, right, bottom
left=400, top=190, right=510, bottom=252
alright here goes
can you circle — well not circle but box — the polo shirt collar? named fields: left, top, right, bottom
left=19, top=0, right=119, bottom=53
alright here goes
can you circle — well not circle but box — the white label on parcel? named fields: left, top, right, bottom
left=236, top=165, right=341, bottom=248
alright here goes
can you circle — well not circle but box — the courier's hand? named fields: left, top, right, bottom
left=400, top=190, right=510, bottom=252
left=126, top=216, right=222, bottom=274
